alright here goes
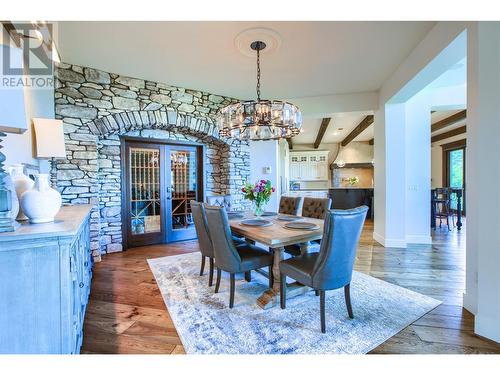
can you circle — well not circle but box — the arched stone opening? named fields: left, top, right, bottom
left=56, top=110, right=249, bottom=260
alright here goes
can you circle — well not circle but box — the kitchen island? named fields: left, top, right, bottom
left=328, top=187, right=374, bottom=218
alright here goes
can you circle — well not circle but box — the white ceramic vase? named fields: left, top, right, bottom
left=21, top=174, right=62, bottom=224
left=9, top=164, right=34, bottom=221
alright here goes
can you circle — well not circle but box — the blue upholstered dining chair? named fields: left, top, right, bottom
left=279, top=206, right=368, bottom=333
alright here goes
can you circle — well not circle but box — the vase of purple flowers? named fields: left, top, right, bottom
left=241, top=179, right=275, bottom=217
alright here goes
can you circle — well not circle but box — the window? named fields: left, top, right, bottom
left=442, top=139, right=466, bottom=214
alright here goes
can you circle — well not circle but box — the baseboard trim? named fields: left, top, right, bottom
left=475, top=314, right=500, bottom=344
left=406, top=235, right=433, bottom=244
left=373, top=232, right=407, bottom=248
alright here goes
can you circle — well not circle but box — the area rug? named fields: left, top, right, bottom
left=148, top=252, right=440, bottom=354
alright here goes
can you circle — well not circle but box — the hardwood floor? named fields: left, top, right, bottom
left=81, top=220, right=500, bottom=354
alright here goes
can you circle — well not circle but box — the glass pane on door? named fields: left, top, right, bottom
left=449, top=149, right=464, bottom=211
left=129, top=147, right=161, bottom=235
left=170, top=149, right=197, bottom=231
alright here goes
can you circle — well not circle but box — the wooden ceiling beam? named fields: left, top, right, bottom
left=431, top=110, right=466, bottom=133
left=431, top=125, right=466, bottom=143
left=368, top=138, right=374, bottom=145
left=341, top=115, right=374, bottom=147
left=313, top=118, right=331, bottom=149
left=286, top=137, right=293, bottom=150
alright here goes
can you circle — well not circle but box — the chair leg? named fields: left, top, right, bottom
left=208, top=258, right=214, bottom=287
left=315, top=290, right=319, bottom=296
left=320, top=290, right=326, bottom=333
left=215, top=268, right=221, bottom=293
left=199, top=255, right=206, bottom=276
left=268, top=265, right=274, bottom=289
left=229, top=273, right=235, bottom=308
left=244, top=271, right=251, bottom=282
left=280, top=273, right=286, bottom=309
left=345, top=284, right=354, bottom=319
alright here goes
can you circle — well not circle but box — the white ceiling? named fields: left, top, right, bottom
left=57, top=21, right=435, bottom=100
left=293, top=111, right=373, bottom=145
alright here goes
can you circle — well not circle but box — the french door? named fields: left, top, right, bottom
left=122, top=139, right=203, bottom=248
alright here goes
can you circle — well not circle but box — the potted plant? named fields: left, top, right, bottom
left=242, top=179, right=275, bottom=217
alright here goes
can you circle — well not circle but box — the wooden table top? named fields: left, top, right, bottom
left=228, top=212, right=324, bottom=248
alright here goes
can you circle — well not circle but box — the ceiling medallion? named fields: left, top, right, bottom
left=218, top=40, right=302, bottom=141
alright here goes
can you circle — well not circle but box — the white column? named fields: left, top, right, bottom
left=373, top=103, right=407, bottom=248
left=404, top=91, right=432, bottom=244
left=465, top=22, right=500, bottom=342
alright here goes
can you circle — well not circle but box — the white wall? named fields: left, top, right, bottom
left=465, top=22, right=500, bottom=342
left=249, top=140, right=279, bottom=212
left=374, top=23, right=467, bottom=248
left=277, top=139, right=289, bottom=196
left=3, top=85, right=54, bottom=173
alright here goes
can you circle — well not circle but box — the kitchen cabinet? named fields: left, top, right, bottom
left=290, top=151, right=329, bottom=181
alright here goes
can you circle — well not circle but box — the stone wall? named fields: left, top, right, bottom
left=54, top=62, right=250, bottom=261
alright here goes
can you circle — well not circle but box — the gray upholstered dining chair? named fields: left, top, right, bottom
left=191, top=200, right=216, bottom=286
left=278, top=196, right=304, bottom=216
left=285, top=197, right=332, bottom=256
left=301, top=197, right=332, bottom=219
left=279, top=206, right=368, bottom=333
left=191, top=200, right=245, bottom=287
left=206, top=195, right=233, bottom=211
left=204, top=205, right=274, bottom=308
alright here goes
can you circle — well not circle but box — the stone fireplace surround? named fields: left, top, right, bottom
left=54, top=63, right=250, bottom=261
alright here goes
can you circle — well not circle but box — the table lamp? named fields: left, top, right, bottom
left=0, top=44, right=27, bottom=232
left=33, top=118, right=66, bottom=188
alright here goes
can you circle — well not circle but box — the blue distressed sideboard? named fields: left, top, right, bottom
left=0, top=205, right=92, bottom=354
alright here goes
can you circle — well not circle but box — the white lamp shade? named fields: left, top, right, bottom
left=0, top=45, right=27, bottom=134
left=33, top=118, right=66, bottom=159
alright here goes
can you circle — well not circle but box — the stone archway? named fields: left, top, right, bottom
left=56, top=110, right=249, bottom=260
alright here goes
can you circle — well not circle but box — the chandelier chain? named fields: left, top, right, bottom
left=256, top=47, right=261, bottom=102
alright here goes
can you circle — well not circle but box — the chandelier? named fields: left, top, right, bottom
left=218, top=41, right=302, bottom=141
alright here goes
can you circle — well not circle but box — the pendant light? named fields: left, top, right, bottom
left=218, top=41, right=302, bottom=141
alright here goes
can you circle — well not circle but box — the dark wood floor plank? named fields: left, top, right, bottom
left=81, top=219, right=500, bottom=354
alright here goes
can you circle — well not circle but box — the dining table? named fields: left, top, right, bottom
left=228, top=212, right=324, bottom=309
